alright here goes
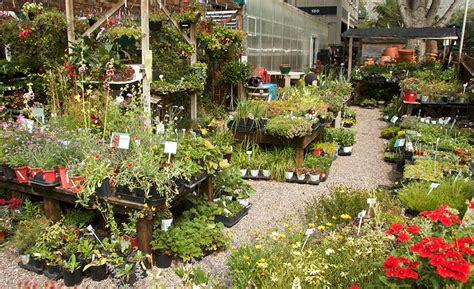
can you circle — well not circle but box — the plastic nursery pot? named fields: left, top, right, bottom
left=313, top=149, right=324, bottom=156
left=13, top=166, right=29, bottom=183
left=402, top=91, right=417, bottom=103
left=250, top=170, right=259, bottom=177
left=124, top=234, right=138, bottom=248
left=285, top=171, right=294, bottom=180
left=2, top=165, right=16, bottom=180
left=42, top=169, right=59, bottom=183
left=161, top=218, right=173, bottom=232
left=239, top=169, right=248, bottom=177
left=57, top=166, right=73, bottom=189
left=0, top=230, right=6, bottom=241
left=261, top=170, right=271, bottom=178
left=309, top=174, right=320, bottom=183
left=63, top=265, right=83, bottom=287
left=90, top=264, right=108, bottom=282
left=154, top=253, right=172, bottom=269
left=29, top=168, right=41, bottom=179
left=279, top=64, right=291, bottom=74
left=70, top=176, right=86, bottom=193
left=95, top=178, right=112, bottom=197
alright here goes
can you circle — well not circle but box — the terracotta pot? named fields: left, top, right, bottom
left=425, top=53, right=438, bottom=61
left=380, top=56, right=392, bottom=65
left=383, top=47, right=399, bottom=58
left=13, top=166, right=29, bottom=183
left=398, top=49, right=416, bottom=63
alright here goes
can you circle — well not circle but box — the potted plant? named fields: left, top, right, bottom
left=63, top=254, right=83, bottom=287
left=279, top=64, right=291, bottom=74
left=248, top=154, right=261, bottom=178
left=151, top=233, right=173, bottom=269
left=84, top=248, right=108, bottom=281
left=295, top=168, right=307, bottom=182
left=161, top=208, right=173, bottom=232
left=285, top=164, right=295, bottom=181
left=307, top=168, right=321, bottom=183
left=339, top=128, right=356, bottom=155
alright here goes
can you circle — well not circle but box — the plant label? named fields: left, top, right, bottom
left=164, top=141, right=178, bottom=154
left=358, top=210, right=367, bottom=219
left=367, top=198, right=376, bottom=207
left=394, top=139, right=405, bottom=147
left=31, top=106, right=45, bottom=120
left=427, top=183, right=440, bottom=195
left=444, top=117, right=451, bottom=125
left=86, top=225, right=106, bottom=249
left=390, top=116, right=398, bottom=124
left=305, top=228, right=316, bottom=237
left=110, top=133, right=130, bottom=149
left=156, top=123, right=165, bottom=134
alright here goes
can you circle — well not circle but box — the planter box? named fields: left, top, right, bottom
left=215, top=204, right=251, bottom=228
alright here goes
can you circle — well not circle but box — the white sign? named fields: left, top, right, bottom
left=390, top=116, right=398, bottom=124
left=110, top=132, right=130, bottom=149
left=164, top=141, right=178, bottom=154
left=427, top=183, right=440, bottom=195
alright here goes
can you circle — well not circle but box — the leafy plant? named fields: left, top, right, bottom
left=265, top=115, right=314, bottom=139
left=64, top=254, right=80, bottom=273
left=398, top=178, right=474, bottom=216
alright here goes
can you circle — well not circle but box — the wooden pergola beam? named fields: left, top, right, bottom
left=80, top=0, right=126, bottom=38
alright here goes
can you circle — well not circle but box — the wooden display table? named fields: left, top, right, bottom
left=402, top=100, right=474, bottom=118
left=0, top=176, right=214, bottom=255
left=233, top=124, right=326, bottom=169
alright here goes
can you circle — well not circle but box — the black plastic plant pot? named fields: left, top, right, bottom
left=63, top=266, right=83, bottom=287
left=150, top=21, right=162, bottom=31
left=2, top=165, right=15, bottom=180
left=215, top=205, right=250, bottom=228
left=44, top=264, right=63, bottom=280
left=90, top=264, right=108, bottom=281
left=30, top=258, right=45, bottom=271
left=154, top=253, right=172, bottom=269
left=95, top=178, right=112, bottom=197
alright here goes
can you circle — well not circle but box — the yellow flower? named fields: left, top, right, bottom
left=332, top=216, right=337, bottom=220
left=308, top=223, right=315, bottom=228
left=151, top=207, right=156, bottom=212
left=143, top=204, right=148, bottom=209
left=325, top=222, right=333, bottom=227
left=74, top=94, right=81, bottom=102
left=243, top=255, right=250, bottom=262
left=256, top=258, right=268, bottom=269
left=340, top=214, right=351, bottom=220
left=200, top=128, right=208, bottom=136
left=278, top=233, right=286, bottom=239
left=219, top=159, right=230, bottom=169
left=317, top=225, right=326, bottom=231
left=255, top=244, right=263, bottom=250
left=291, top=243, right=299, bottom=249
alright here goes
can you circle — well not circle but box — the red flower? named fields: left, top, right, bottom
left=348, top=286, right=360, bottom=289
left=453, top=237, right=474, bottom=255
left=126, top=163, right=133, bottom=169
left=420, top=205, right=462, bottom=226
left=106, top=69, right=115, bottom=77
left=108, top=18, right=116, bottom=25
left=397, top=232, right=410, bottom=242
left=7, top=197, right=21, bottom=210
left=0, top=199, right=6, bottom=206
left=389, top=223, right=404, bottom=232
left=469, top=201, right=474, bottom=209
left=18, top=28, right=32, bottom=38
left=406, top=224, right=421, bottom=235
left=384, top=256, right=419, bottom=280
left=95, top=154, right=100, bottom=159
left=385, top=229, right=394, bottom=235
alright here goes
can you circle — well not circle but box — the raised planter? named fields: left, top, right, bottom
left=116, top=185, right=166, bottom=207
left=13, top=166, right=29, bottom=183
left=29, top=170, right=60, bottom=186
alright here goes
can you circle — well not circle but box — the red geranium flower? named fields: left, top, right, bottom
left=406, top=224, right=421, bottom=235
left=7, top=197, right=21, bottom=210
left=18, top=28, right=32, bottom=38
left=389, top=223, right=404, bottom=232
left=0, top=199, right=6, bottom=206
left=95, top=154, right=100, bottom=159
left=126, top=163, right=133, bottom=169
left=397, top=232, right=410, bottom=242
left=469, top=201, right=474, bottom=209
left=348, top=286, right=360, bottom=289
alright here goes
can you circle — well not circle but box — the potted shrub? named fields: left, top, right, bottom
left=284, top=164, right=295, bottom=181
left=339, top=129, right=356, bottom=155
left=307, top=168, right=320, bottom=183
left=63, top=254, right=83, bottom=287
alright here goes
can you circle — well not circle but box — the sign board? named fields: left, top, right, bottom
left=298, top=6, right=337, bottom=16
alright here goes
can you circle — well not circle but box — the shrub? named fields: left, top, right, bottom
left=323, top=128, right=356, bottom=147
left=265, top=115, right=313, bottom=139
left=380, top=126, right=400, bottom=139
left=398, top=178, right=474, bottom=216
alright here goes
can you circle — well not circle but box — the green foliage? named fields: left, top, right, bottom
left=64, top=254, right=80, bottom=273
left=450, top=8, right=474, bottom=56
left=220, top=60, right=251, bottom=85
left=311, top=142, right=338, bottom=155
left=303, top=155, right=333, bottom=173
left=358, top=0, right=402, bottom=28
left=265, top=115, right=314, bottom=139
left=323, top=128, right=356, bottom=147
left=61, top=208, right=95, bottom=228
left=398, top=178, right=474, bottom=216
left=213, top=165, right=255, bottom=199
left=380, top=126, right=401, bottom=139
left=305, top=185, right=405, bottom=225
left=360, top=98, right=377, bottom=107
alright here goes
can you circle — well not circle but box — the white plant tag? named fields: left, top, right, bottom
left=427, top=183, right=440, bottom=195
left=156, top=123, right=165, bottom=134
left=305, top=228, right=316, bottom=237
left=357, top=210, right=366, bottom=236
left=390, top=116, right=398, bottom=124
left=367, top=198, right=376, bottom=207
left=110, top=132, right=130, bottom=149
left=164, top=141, right=178, bottom=154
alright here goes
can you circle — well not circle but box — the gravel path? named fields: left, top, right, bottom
left=0, top=107, right=398, bottom=288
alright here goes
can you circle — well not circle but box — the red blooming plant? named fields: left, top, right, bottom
left=381, top=205, right=473, bottom=288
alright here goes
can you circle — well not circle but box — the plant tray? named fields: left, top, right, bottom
left=29, top=173, right=60, bottom=187
left=18, top=261, right=44, bottom=274
left=215, top=204, right=251, bottom=228
left=241, top=174, right=271, bottom=180
left=285, top=175, right=320, bottom=185
left=383, top=157, right=399, bottom=163
left=116, top=192, right=166, bottom=207
left=180, top=171, right=208, bottom=189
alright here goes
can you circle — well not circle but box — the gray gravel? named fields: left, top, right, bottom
left=0, top=107, right=398, bottom=288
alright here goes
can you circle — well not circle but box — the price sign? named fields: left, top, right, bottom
left=164, top=141, right=178, bottom=154
left=110, top=133, right=130, bottom=149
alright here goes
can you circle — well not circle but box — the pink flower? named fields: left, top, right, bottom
left=106, top=69, right=115, bottom=77
left=16, top=114, right=26, bottom=123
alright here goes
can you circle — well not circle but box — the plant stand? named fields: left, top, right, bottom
left=234, top=123, right=326, bottom=169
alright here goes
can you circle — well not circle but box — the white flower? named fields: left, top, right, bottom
left=325, top=248, right=335, bottom=255
left=115, top=96, right=124, bottom=103
left=159, top=74, right=164, bottom=81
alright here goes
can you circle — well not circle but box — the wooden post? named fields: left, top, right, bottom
left=142, top=0, right=152, bottom=114
left=65, top=0, right=75, bottom=53
left=190, top=23, right=198, bottom=120
left=202, top=176, right=214, bottom=201
left=44, top=197, right=61, bottom=222
left=295, top=148, right=304, bottom=169
left=137, top=216, right=153, bottom=258
left=347, top=37, right=353, bottom=81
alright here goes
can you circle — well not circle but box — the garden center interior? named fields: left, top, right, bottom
left=0, top=0, right=472, bottom=287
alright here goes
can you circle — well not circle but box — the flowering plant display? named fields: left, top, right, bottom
left=381, top=205, right=473, bottom=287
